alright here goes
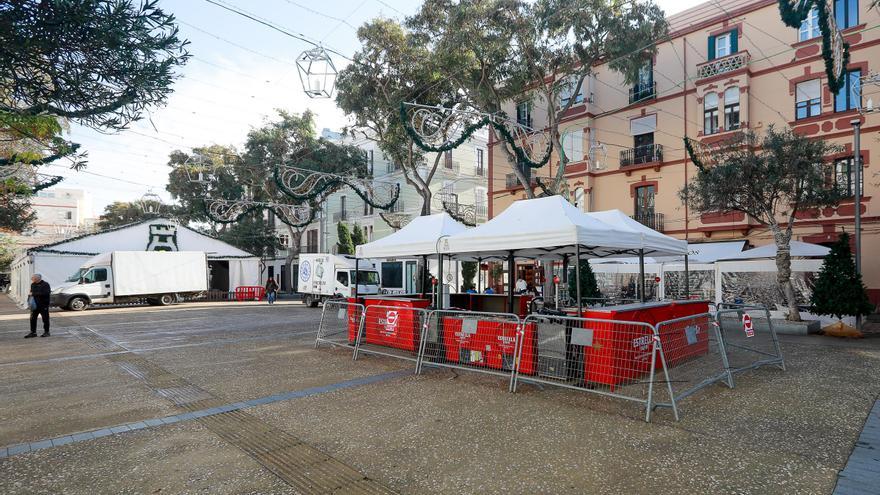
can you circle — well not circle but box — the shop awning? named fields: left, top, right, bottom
left=355, top=212, right=468, bottom=259
left=439, top=196, right=687, bottom=259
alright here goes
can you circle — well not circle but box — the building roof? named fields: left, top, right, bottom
left=28, top=217, right=256, bottom=258
left=667, top=0, right=769, bottom=36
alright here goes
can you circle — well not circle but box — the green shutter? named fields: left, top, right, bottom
left=730, top=29, right=738, bottom=54
left=708, top=35, right=716, bottom=60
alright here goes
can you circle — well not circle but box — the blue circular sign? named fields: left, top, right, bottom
left=300, top=261, right=311, bottom=282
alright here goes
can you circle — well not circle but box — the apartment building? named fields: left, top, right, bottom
left=489, top=0, right=880, bottom=304
left=15, top=187, right=96, bottom=249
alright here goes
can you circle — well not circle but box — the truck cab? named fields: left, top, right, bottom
left=52, top=262, right=114, bottom=310
left=298, top=253, right=380, bottom=307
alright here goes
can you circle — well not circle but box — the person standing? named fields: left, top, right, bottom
left=265, top=276, right=279, bottom=305
left=25, top=274, right=51, bottom=338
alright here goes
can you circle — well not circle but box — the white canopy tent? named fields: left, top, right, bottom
left=718, top=240, right=830, bottom=260
left=356, top=212, right=468, bottom=258
left=440, top=196, right=687, bottom=260
left=436, top=196, right=688, bottom=311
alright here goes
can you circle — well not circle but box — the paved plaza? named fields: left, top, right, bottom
left=1, top=297, right=879, bottom=494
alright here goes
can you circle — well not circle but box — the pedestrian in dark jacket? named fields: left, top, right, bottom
left=265, top=277, right=279, bottom=305
left=25, top=274, right=51, bottom=338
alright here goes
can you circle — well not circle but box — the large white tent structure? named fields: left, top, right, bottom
left=9, top=218, right=261, bottom=306
left=436, top=196, right=688, bottom=312
left=356, top=212, right=468, bottom=259
left=718, top=240, right=830, bottom=260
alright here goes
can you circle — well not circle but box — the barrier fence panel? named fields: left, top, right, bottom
left=417, top=310, right=522, bottom=390
left=652, top=313, right=730, bottom=420
left=714, top=304, right=786, bottom=382
left=513, top=314, right=662, bottom=422
left=354, top=305, right=428, bottom=364
left=315, top=300, right=364, bottom=354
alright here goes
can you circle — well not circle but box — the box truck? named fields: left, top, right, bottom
left=297, top=253, right=380, bottom=307
left=51, top=251, right=209, bottom=311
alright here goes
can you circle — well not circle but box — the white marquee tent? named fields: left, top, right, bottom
left=356, top=212, right=468, bottom=259
left=718, top=240, right=830, bottom=260
left=9, top=218, right=261, bottom=306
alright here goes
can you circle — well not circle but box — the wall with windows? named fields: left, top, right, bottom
left=489, top=0, right=880, bottom=303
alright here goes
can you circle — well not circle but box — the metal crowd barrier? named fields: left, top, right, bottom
left=513, top=314, right=663, bottom=422
left=354, top=304, right=429, bottom=362
left=714, top=303, right=786, bottom=384
left=416, top=310, right=523, bottom=391
left=315, top=300, right=364, bottom=351
left=651, top=313, right=731, bottom=421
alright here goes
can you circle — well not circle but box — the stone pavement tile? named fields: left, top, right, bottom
left=108, top=425, right=130, bottom=434
left=91, top=429, right=113, bottom=439
left=126, top=422, right=147, bottom=431
left=0, top=447, right=7, bottom=458
left=143, top=418, right=164, bottom=428
left=159, top=416, right=180, bottom=425
left=70, top=432, right=94, bottom=442
left=6, top=444, right=29, bottom=456
left=50, top=436, right=75, bottom=447
left=28, top=440, right=52, bottom=451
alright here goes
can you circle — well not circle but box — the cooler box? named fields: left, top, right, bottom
left=441, top=317, right=535, bottom=374
left=580, top=302, right=672, bottom=387
left=659, top=300, right=711, bottom=367
left=361, top=297, right=430, bottom=352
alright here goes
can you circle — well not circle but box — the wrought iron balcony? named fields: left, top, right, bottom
left=631, top=212, right=664, bottom=232
left=697, top=51, right=750, bottom=80
left=619, top=143, right=663, bottom=167
left=629, top=82, right=656, bottom=104
left=475, top=163, right=485, bottom=176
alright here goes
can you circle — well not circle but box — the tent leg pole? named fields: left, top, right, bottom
left=421, top=255, right=428, bottom=298
left=684, top=253, right=690, bottom=300
left=477, top=257, right=482, bottom=293
left=575, top=245, right=582, bottom=315
left=354, top=257, right=360, bottom=304
left=437, top=254, right=443, bottom=309
left=507, top=251, right=515, bottom=314
left=638, top=249, right=646, bottom=303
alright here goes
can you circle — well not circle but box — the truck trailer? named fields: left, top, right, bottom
left=51, top=251, right=209, bottom=311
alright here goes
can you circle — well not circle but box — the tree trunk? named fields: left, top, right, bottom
left=770, top=224, right=802, bottom=322
left=421, top=188, right=431, bottom=216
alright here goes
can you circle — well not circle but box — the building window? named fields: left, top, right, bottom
left=306, top=229, right=318, bottom=252
left=704, top=92, right=720, bottom=135
left=835, top=0, right=859, bottom=30
left=340, top=195, right=346, bottom=221
left=573, top=187, right=585, bottom=211
left=795, top=79, right=822, bottom=119
left=475, top=148, right=485, bottom=176
left=363, top=200, right=373, bottom=216
left=709, top=29, right=737, bottom=60
left=561, top=129, right=584, bottom=162
left=559, top=76, right=584, bottom=107
left=278, top=234, right=289, bottom=247
left=444, top=150, right=453, bottom=169
left=381, top=262, right=403, bottom=288
left=835, top=70, right=861, bottom=112
left=630, top=61, right=655, bottom=103
left=799, top=7, right=820, bottom=41
left=634, top=185, right=655, bottom=221
left=368, top=149, right=374, bottom=176
left=723, top=87, right=740, bottom=130
left=516, top=100, right=532, bottom=128
left=834, top=156, right=864, bottom=196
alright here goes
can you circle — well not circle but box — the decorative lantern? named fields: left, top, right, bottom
left=296, top=47, right=337, bottom=99
left=138, top=189, right=164, bottom=216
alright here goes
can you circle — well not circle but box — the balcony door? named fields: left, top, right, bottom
left=634, top=185, right=655, bottom=224
left=633, top=132, right=654, bottom=163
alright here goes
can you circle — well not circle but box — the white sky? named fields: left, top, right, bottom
left=45, top=0, right=707, bottom=216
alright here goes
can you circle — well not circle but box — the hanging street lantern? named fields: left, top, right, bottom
left=138, top=189, right=164, bottom=216
left=296, top=46, right=337, bottom=99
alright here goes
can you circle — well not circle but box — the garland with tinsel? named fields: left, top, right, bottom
left=272, top=167, right=401, bottom=211
left=777, top=0, right=850, bottom=93
left=31, top=175, right=64, bottom=192
left=683, top=137, right=707, bottom=172
left=400, top=102, right=553, bottom=169
left=201, top=199, right=318, bottom=229
left=441, top=201, right=476, bottom=227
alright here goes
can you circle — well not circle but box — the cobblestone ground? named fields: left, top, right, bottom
left=1, top=296, right=878, bottom=494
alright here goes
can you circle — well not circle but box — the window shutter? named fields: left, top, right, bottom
left=708, top=35, right=716, bottom=60
left=630, top=115, right=657, bottom=136
left=729, top=29, right=738, bottom=54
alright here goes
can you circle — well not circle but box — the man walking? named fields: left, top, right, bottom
left=25, top=274, right=51, bottom=338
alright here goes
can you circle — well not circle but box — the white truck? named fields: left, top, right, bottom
left=51, top=251, right=209, bottom=311
left=297, top=253, right=380, bottom=307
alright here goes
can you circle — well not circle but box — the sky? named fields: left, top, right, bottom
left=45, top=0, right=707, bottom=216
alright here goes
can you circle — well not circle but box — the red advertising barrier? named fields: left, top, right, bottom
left=234, top=286, right=266, bottom=301
left=441, top=317, right=535, bottom=374
left=361, top=298, right=430, bottom=352
left=658, top=300, right=711, bottom=367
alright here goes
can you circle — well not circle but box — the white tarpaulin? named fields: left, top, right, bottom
left=356, top=212, right=468, bottom=259
left=585, top=209, right=688, bottom=257
left=719, top=240, right=830, bottom=260
left=440, top=196, right=687, bottom=259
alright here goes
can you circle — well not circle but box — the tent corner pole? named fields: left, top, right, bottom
left=684, top=253, right=690, bottom=300
left=354, top=256, right=360, bottom=304
left=437, top=253, right=444, bottom=309
left=477, top=257, right=482, bottom=293
left=638, top=249, right=646, bottom=303
left=507, top=251, right=515, bottom=315
left=575, top=245, right=582, bottom=315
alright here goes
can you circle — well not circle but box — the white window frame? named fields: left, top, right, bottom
left=561, top=129, right=584, bottom=162
left=799, top=7, right=820, bottom=41
left=715, top=32, right=731, bottom=58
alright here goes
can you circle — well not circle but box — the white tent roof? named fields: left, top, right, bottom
left=719, top=240, right=830, bottom=260
left=591, top=241, right=748, bottom=265
left=439, top=196, right=687, bottom=259
left=356, top=212, right=468, bottom=259
left=585, top=209, right=689, bottom=258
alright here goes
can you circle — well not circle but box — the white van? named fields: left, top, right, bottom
left=297, top=253, right=380, bottom=307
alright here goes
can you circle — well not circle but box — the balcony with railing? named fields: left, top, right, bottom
left=619, top=143, right=663, bottom=167
left=631, top=212, right=664, bottom=232
left=629, top=81, right=656, bottom=104
left=696, top=51, right=750, bottom=80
